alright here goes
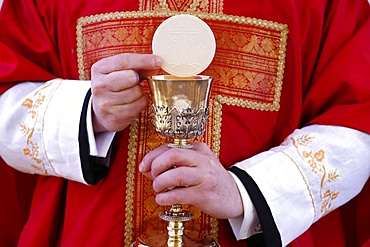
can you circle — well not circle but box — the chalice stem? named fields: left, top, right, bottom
left=159, top=204, right=194, bottom=247
left=167, top=220, right=184, bottom=247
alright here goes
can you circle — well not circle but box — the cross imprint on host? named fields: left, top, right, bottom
left=166, top=25, right=203, bottom=67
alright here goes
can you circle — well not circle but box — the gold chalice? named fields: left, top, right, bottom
left=149, top=75, right=212, bottom=148
left=137, top=75, right=218, bottom=247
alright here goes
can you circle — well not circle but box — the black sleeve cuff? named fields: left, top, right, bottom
left=79, top=89, right=110, bottom=185
left=228, top=166, right=282, bottom=247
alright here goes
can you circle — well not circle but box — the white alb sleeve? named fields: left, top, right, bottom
left=228, top=125, right=370, bottom=246
left=0, top=79, right=91, bottom=184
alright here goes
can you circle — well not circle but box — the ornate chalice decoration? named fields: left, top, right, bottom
left=149, top=75, right=212, bottom=149
left=136, top=14, right=218, bottom=247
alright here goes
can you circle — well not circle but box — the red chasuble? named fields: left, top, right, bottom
left=0, top=0, right=369, bottom=246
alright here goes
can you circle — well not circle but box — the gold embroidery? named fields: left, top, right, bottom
left=209, top=95, right=222, bottom=158
left=140, top=0, right=223, bottom=13
left=125, top=117, right=140, bottom=246
left=290, top=135, right=340, bottom=215
left=20, top=82, right=55, bottom=174
left=158, top=0, right=201, bottom=12
left=77, top=12, right=288, bottom=111
left=76, top=9, right=288, bottom=246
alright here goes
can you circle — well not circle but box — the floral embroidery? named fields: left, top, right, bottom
left=19, top=83, right=52, bottom=174
left=290, top=135, right=340, bottom=215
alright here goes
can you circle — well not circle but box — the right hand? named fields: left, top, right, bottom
left=90, top=53, right=161, bottom=133
left=139, top=142, right=244, bottom=219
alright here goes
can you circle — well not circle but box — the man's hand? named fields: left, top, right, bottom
left=139, top=142, right=244, bottom=219
left=91, top=53, right=161, bottom=133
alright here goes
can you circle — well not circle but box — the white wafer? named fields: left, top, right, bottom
left=152, top=14, right=216, bottom=77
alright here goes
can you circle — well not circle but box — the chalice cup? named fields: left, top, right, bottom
left=147, top=75, right=217, bottom=247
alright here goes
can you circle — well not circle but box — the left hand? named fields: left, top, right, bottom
left=139, top=142, right=244, bottom=219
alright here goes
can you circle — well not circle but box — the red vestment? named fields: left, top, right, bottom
left=0, top=0, right=369, bottom=246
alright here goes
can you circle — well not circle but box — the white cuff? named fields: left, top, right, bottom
left=228, top=171, right=261, bottom=239
left=86, top=96, right=116, bottom=158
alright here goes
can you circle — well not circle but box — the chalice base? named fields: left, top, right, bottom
left=133, top=231, right=220, bottom=247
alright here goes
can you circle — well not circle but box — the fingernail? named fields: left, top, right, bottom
left=153, top=57, right=162, bottom=67
left=139, top=162, right=144, bottom=172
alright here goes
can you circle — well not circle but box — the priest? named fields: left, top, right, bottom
left=0, top=0, right=369, bottom=246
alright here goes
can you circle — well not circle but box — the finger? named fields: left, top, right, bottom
left=152, top=166, right=200, bottom=193
left=149, top=148, right=200, bottom=179
left=139, top=145, right=170, bottom=174
left=108, top=84, right=145, bottom=105
left=106, top=70, right=140, bottom=92
left=92, top=84, right=145, bottom=112
left=155, top=186, right=202, bottom=206
left=92, top=69, right=140, bottom=94
left=92, top=93, right=148, bottom=132
left=92, top=53, right=162, bottom=74
left=140, top=143, right=213, bottom=179
left=111, top=93, right=148, bottom=118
